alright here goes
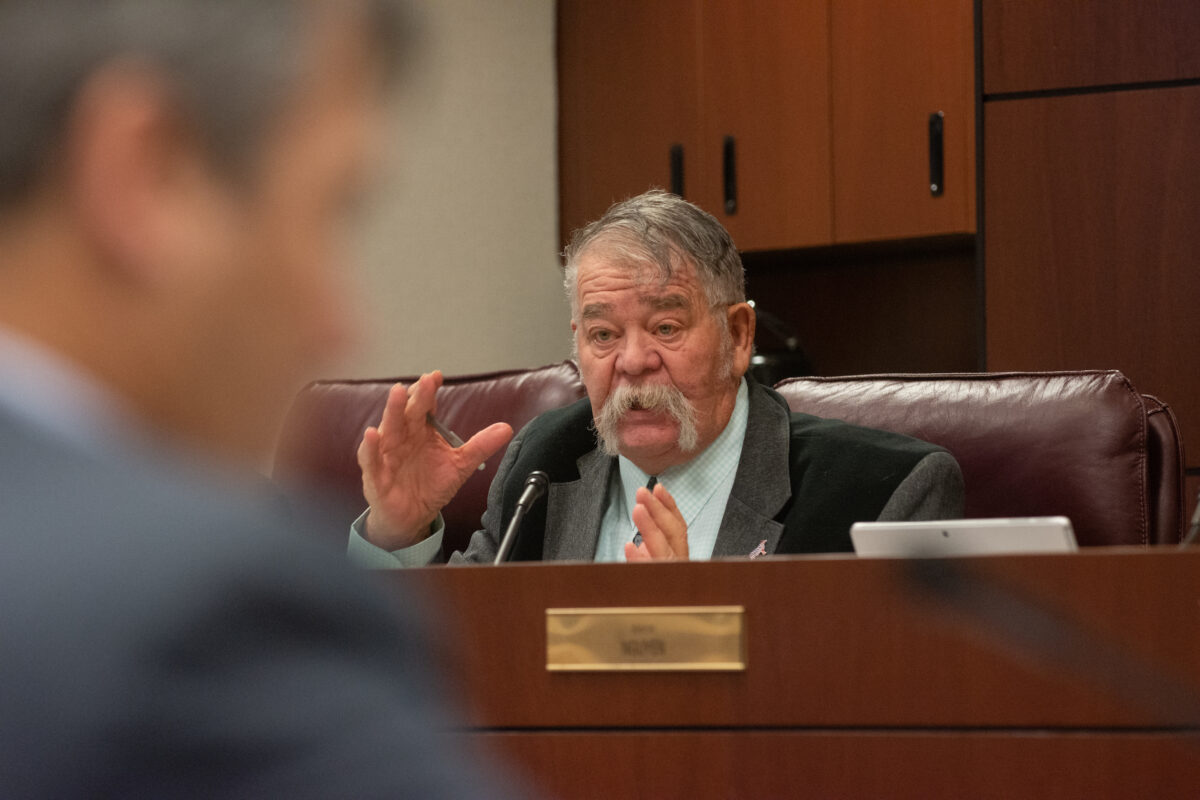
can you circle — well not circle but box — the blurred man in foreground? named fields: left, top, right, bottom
left=0, top=1, right=517, bottom=796
left=352, top=190, right=964, bottom=565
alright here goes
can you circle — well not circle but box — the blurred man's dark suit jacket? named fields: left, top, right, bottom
left=0, top=404, right=516, bottom=798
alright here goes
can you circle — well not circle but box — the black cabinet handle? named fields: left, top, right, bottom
left=722, top=135, right=737, bottom=214
left=669, top=144, right=684, bottom=197
left=929, top=112, right=945, bottom=197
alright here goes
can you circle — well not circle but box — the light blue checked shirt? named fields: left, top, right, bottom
left=594, top=379, right=749, bottom=562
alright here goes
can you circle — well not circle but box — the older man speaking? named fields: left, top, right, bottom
left=352, top=190, right=964, bottom=565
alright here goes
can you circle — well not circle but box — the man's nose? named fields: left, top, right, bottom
left=615, top=329, right=663, bottom=375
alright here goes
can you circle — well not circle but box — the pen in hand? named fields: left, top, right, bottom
left=426, top=413, right=487, bottom=471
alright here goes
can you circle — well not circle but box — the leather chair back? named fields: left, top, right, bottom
left=773, top=371, right=1185, bottom=546
left=273, top=361, right=586, bottom=556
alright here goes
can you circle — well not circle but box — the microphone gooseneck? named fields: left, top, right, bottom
left=493, top=471, right=549, bottom=565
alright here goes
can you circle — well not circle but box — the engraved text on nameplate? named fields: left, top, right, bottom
left=545, top=606, right=746, bottom=671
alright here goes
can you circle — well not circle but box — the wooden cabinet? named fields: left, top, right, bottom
left=982, top=1, right=1200, bottom=94
left=981, top=1, right=1200, bottom=472
left=557, top=0, right=701, bottom=245
left=557, top=0, right=975, bottom=251
left=985, top=86, right=1200, bottom=469
left=693, top=0, right=831, bottom=251
left=831, top=0, right=976, bottom=242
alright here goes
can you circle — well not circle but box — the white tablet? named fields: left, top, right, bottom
left=850, top=516, right=1078, bottom=558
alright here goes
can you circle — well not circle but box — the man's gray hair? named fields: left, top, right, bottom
left=562, top=189, right=746, bottom=319
left=0, top=0, right=410, bottom=207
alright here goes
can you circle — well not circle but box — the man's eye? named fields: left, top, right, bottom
left=592, top=330, right=613, bottom=343
left=656, top=324, right=677, bottom=336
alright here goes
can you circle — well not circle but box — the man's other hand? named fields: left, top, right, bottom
left=625, top=482, right=689, bottom=562
left=357, top=371, right=513, bottom=550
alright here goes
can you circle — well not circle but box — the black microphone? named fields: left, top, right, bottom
left=493, top=471, right=549, bottom=564
left=1181, top=490, right=1200, bottom=547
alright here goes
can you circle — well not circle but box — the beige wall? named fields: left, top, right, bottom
left=338, top=0, right=568, bottom=380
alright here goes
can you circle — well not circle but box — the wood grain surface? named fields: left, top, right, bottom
left=984, top=86, right=1200, bottom=465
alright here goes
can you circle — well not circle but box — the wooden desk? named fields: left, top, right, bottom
left=396, top=550, right=1200, bottom=798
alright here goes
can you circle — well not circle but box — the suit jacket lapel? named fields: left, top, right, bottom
left=711, top=383, right=792, bottom=558
left=542, top=448, right=613, bottom=561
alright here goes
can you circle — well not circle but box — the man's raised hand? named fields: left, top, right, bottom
left=357, top=371, right=512, bottom=549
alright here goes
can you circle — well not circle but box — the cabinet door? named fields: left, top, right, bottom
left=831, top=0, right=976, bottom=243
left=698, top=0, right=832, bottom=252
left=982, top=0, right=1200, bottom=94
left=557, top=0, right=701, bottom=246
left=985, top=86, right=1200, bottom=463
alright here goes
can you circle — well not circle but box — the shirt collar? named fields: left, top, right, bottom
left=617, top=378, right=750, bottom=528
left=0, top=325, right=141, bottom=454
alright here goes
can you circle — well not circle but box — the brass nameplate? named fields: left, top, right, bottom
left=546, top=605, right=746, bottom=672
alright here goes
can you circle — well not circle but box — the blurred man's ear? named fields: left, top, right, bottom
left=728, top=302, right=756, bottom=378
left=66, top=63, right=227, bottom=289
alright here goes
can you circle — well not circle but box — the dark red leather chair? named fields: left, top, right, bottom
left=773, top=370, right=1185, bottom=546
left=273, top=361, right=586, bottom=557
left=276, top=365, right=1184, bottom=553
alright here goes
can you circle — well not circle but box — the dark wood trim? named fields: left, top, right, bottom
left=986, top=76, right=1200, bottom=104
left=973, top=0, right=987, bottom=370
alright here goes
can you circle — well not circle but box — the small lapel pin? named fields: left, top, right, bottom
left=749, top=540, right=767, bottom=559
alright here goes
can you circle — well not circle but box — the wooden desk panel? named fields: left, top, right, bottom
left=479, top=731, right=1200, bottom=800
left=397, top=551, right=1200, bottom=730
left=398, top=552, right=1200, bottom=796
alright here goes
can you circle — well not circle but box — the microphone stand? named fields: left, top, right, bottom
left=494, top=471, right=549, bottom=564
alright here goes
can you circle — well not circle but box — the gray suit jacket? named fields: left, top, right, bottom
left=0, top=407, right=520, bottom=798
left=453, top=380, right=963, bottom=563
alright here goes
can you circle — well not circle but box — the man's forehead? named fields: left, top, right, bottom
left=579, top=290, right=691, bottom=320
left=577, top=249, right=700, bottom=291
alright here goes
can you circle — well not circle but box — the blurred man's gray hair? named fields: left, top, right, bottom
left=0, top=0, right=410, bottom=207
left=562, top=189, right=746, bottom=319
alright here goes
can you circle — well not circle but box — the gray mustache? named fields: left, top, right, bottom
left=593, top=384, right=699, bottom=456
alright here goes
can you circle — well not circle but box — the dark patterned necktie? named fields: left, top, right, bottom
left=631, top=475, right=658, bottom=546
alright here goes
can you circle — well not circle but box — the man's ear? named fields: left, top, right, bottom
left=727, top=302, right=756, bottom=377
left=65, top=62, right=218, bottom=288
